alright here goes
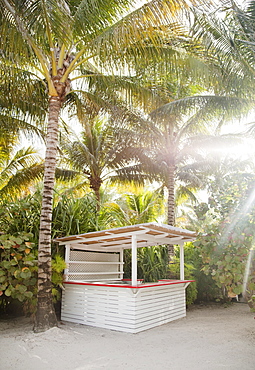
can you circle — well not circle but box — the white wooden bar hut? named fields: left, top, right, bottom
left=54, top=222, right=197, bottom=333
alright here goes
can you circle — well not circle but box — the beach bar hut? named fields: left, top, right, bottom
left=54, top=223, right=197, bottom=333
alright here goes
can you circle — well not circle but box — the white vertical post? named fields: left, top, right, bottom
left=131, top=234, right=137, bottom=286
left=120, top=249, right=124, bottom=280
left=179, top=242, right=185, bottom=281
left=64, top=245, right=70, bottom=281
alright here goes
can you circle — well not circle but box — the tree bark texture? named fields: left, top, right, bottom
left=167, top=164, right=175, bottom=226
left=167, top=164, right=176, bottom=261
left=89, top=174, right=103, bottom=211
left=34, top=96, right=61, bottom=332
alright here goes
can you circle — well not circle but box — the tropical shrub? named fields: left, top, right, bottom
left=168, top=256, right=198, bottom=306
left=243, top=248, right=255, bottom=312
left=194, top=224, right=251, bottom=300
left=191, top=171, right=255, bottom=305
left=52, top=193, right=99, bottom=239
left=0, top=190, right=100, bottom=257
left=123, top=245, right=168, bottom=282
left=0, top=191, right=99, bottom=240
left=175, top=242, right=219, bottom=302
left=0, top=232, right=66, bottom=315
left=51, top=254, right=67, bottom=304
left=0, top=193, right=42, bottom=243
left=137, top=245, right=169, bottom=282
left=99, top=189, right=165, bottom=229
left=0, top=232, right=37, bottom=314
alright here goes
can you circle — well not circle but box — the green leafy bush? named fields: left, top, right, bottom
left=175, top=242, right=220, bottom=302
left=0, top=194, right=41, bottom=243
left=168, top=258, right=198, bottom=306
left=0, top=232, right=37, bottom=313
left=243, top=248, right=255, bottom=311
left=51, top=254, right=67, bottom=303
left=124, top=245, right=168, bottom=282
left=187, top=172, right=255, bottom=307
left=194, top=223, right=252, bottom=301
left=138, top=245, right=169, bottom=282
left=52, top=193, right=98, bottom=239
left=0, top=232, right=66, bottom=315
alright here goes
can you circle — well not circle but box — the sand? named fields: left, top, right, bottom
left=0, top=303, right=255, bottom=370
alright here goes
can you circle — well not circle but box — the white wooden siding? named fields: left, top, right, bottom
left=61, top=283, right=187, bottom=333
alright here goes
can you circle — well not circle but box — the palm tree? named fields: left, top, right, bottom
left=151, top=94, right=254, bottom=222
left=59, top=116, right=144, bottom=208
left=114, top=93, right=250, bottom=228
left=104, top=189, right=165, bottom=227
left=59, top=85, right=151, bottom=206
left=1, top=0, right=206, bottom=331
left=139, top=117, right=203, bottom=228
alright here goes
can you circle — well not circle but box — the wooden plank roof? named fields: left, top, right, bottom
left=54, top=223, right=197, bottom=252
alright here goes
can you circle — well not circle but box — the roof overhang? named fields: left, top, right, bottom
left=54, top=223, right=197, bottom=252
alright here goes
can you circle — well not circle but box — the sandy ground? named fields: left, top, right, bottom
left=0, top=303, right=255, bottom=370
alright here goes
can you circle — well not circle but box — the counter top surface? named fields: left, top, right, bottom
left=63, top=279, right=194, bottom=289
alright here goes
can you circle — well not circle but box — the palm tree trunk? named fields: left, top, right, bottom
left=167, top=164, right=175, bottom=226
left=167, top=164, right=176, bottom=262
left=34, top=96, right=61, bottom=332
left=89, top=175, right=102, bottom=212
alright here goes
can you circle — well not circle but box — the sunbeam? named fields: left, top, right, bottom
left=243, top=247, right=255, bottom=299
left=219, top=186, right=255, bottom=245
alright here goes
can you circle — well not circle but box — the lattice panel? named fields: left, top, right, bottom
left=68, top=262, right=119, bottom=273
left=67, top=273, right=121, bottom=281
left=70, top=250, right=119, bottom=262
left=66, top=250, right=121, bottom=281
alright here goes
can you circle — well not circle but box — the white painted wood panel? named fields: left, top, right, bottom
left=61, top=282, right=188, bottom=333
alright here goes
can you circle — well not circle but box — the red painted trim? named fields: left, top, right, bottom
left=63, top=279, right=195, bottom=289
left=122, top=279, right=143, bottom=282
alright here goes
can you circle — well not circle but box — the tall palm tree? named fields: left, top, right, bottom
left=150, top=94, right=254, bottom=223
left=1, top=0, right=205, bottom=331
left=59, top=116, right=144, bottom=207
left=113, top=24, right=254, bottom=227
left=139, top=118, right=203, bottom=227
left=115, top=93, right=251, bottom=227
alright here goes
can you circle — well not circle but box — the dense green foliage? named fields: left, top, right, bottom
left=123, top=245, right=169, bottom=283
left=0, top=233, right=37, bottom=309
left=0, top=231, right=66, bottom=315
left=1, top=165, right=255, bottom=311
left=191, top=169, right=255, bottom=307
left=168, top=258, right=198, bottom=307
left=0, top=193, right=42, bottom=243
left=174, top=242, right=219, bottom=303
left=0, top=191, right=98, bottom=241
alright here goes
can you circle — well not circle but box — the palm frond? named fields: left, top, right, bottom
left=0, top=144, right=44, bottom=198
left=150, top=95, right=254, bottom=123
left=72, top=0, right=134, bottom=40
left=175, top=185, right=199, bottom=204
left=91, top=0, right=201, bottom=63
